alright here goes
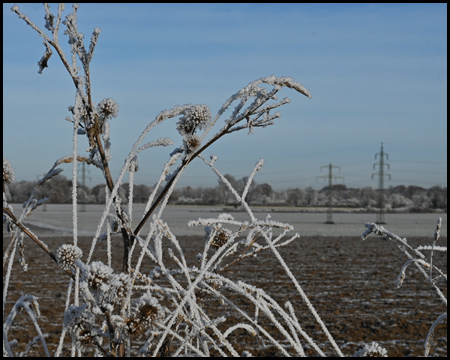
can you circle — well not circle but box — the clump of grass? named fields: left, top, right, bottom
left=362, top=217, right=447, bottom=356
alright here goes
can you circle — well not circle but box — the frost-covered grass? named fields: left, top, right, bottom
left=3, top=4, right=446, bottom=357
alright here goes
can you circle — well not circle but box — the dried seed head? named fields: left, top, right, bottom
left=127, top=293, right=163, bottom=335
left=211, top=228, right=232, bottom=248
left=140, top=304, right=158, bottom=318
left=82, top=261, right=113, bottom=289
left=3, top=157, right=14, bottom=188
left=183, top=134, right=201, bottom=152
left=113, top=272, right=131, bottom=300
left=57, top=244, right=83, bottom=270
left=177, top=104, right=211, bottom=135
left=97, top=98, right=119, bottom=120
left=64, top=304, right=99, bottom=346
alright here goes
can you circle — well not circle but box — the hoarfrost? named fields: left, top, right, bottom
left=352, top=341, right=388, bottom=357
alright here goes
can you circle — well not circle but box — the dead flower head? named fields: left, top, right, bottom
left=81, top=261, right=113, bottom=290
left=97, top=98, right=119, bottom=120
left=211, top=227, right=233, bottom=248
left=64, top=304, right=100, bottom=347
left=183, top=134, right=201, bottom=152
left=57, top=244, right=83, bottom=270
left=127, top=293, right=163, bottom=335
left=177, top=104, right=211, bottom=135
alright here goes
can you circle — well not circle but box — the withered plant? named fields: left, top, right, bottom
left=362, top=218, right=447, bottom=357
left=3, top=3, right=446, bottom=358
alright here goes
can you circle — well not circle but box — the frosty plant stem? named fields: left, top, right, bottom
left=2, top=206, right=75, bottom=280
left=6, top=4, right=322, bottom=357
left=132, top=75, right=312, bottom=240
left=6, top=3, right=445, bottom=358
left=362, top=219, right=447, bottom=356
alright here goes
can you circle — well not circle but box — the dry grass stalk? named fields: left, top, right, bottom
left=3, top=3, right=446, bottom=358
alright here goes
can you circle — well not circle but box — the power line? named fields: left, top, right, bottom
left=391, top=159, right=446, bottom=164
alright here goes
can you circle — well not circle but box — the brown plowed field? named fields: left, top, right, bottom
left=3, top=228, right=447, bottom=357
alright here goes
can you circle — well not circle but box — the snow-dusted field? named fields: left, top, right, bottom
left=7, top=203, right=447, bottom=238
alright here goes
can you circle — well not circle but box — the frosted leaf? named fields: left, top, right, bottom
left=87, top=27, right=101, bottom=62
left=37, top=41, right=53, bottom=74
left=15, top=295, right=41, bottom=318
left=262, top=75, right=312, bottom=99
left=36, top=167, right=64, bottom=187
left=44, top=4, right=55, bottom=31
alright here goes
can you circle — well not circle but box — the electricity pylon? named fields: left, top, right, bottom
left=317, top=163, right=344, bottom=224
left=372, top=143, right=391, bottom=224
left=78, top=162, right=91, bottom=212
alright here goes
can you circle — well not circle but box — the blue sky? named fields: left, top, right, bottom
left=3, top=3, right=447, bottom=190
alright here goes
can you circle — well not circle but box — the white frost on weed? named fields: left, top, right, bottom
left=3, top=157, right=15, bottom=187
left=352, top=341, right=388, bottom=357
left=57, top=244, right=83, bottom=270
left=176, top=104, right=212, bottom=136
left=97, top=98, right=119, bottom=120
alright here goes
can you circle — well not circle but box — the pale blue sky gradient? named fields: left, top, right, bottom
left=3, top=3, right=447, bottom=190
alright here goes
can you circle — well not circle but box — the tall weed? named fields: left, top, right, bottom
left=3, top=4, right=446, bottom=357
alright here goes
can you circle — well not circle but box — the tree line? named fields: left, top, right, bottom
left=5, top=174, right=447, bottom=212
